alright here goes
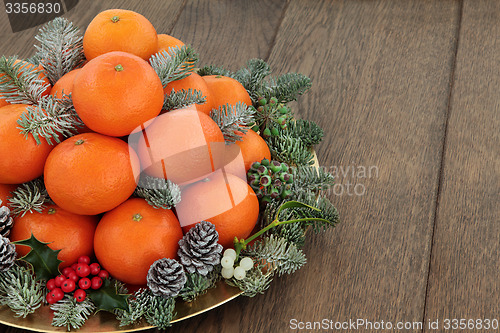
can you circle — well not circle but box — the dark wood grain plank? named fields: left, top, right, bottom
left=168, top=1, right=460, bottom=332
left=0, top=0, right=186, bottom=59
left=169, top=0, right=288, bottom=70
left=423, top=0, right=500, bottom=329
left=259, top=1, right=461, bottom=330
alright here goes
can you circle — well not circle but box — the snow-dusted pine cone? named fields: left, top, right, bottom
left=0, top=236, right=16, bottom=271
left=178, top=221, right=223, bottom=276
left=147, top=258, right=186, bottom=298
left=0, top=202, right=13, bottom=238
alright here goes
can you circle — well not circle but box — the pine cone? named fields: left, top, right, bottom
left=0, top=204, right=13, bottom=238
left=178, top=221, right=223, bottom=276
left=147, top=258, right=186, bottom=298
left=0, top=236, right=16, bottom=271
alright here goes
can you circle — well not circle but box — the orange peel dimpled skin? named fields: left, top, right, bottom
left=72, top=51, right=164, bottom=137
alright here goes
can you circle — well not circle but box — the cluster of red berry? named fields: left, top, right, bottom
left=46, top=255, right=109, bottom=304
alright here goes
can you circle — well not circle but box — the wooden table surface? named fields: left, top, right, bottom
left=1, top=1, right=499, bottom=332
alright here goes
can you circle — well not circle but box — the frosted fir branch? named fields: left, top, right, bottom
left=34, top=17, right=85, bottom=85
left=243, top=235, right=306, bottom=276
left=150, top=45, right=198, bottom=88
left=144, top=293, right=176, bottom=329
left=18, top=95, right=84, bottom=145
left=209, top=102, right=255, bottom=143
left=233, top=58, right=272, bottom=103
left=226, top=263, right=274, bottom=297
left=266, top=134, right=314, bottom=166
left=265, top=73, right=312, bottom=103
left=163, top=88, right=207, bottom=111
left=8, top=178, right=51, bottom=217
left=51, top=295, right=96, bottom=331
left=135, top=176, right=182, bottom=209
left=115, top=289, right=150, bottom=327
left=292, top=191, right=340, bottom=233
left=291, top=165, right=335, bottom=195
left=180, top=268, right=220, bottom=302
left=0, top=56, right=50, bottom=105
left=197, top=65, right=233, bottom=77
left=0, top=265, right=44, bottom=318
left=283, top=119, right=324, bottom=147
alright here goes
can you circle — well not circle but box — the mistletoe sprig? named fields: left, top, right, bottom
left=233, top=201, right=335, bottom=258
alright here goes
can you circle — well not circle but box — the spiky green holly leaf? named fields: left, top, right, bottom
left=88, top=279, right=129, bottom=312
left=13, top=233, right=62, bottom=281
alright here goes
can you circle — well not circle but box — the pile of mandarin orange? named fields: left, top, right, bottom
left=0, top=9, right=272, bottom=286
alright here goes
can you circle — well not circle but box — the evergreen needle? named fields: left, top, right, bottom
left=51, top=295, right=96, bottom=330
left=0, top=56, right=50, bottom=105
left=150, top=45, right=198, bottom=88
left=163, top=88, right=206, bottom=111
left=0, top=265, right=44, bottom=318
left=8, top=178, right=51, bottom=217
left=34, top=17, right=85, bottom=85
left=209, top=102, right=255, bottom=143
left=18, top=95, right=84, bottom=145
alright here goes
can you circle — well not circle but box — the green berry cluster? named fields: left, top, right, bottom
left=247, top=158, right=293, bottom=203
left=251, top=96, right=291, bottom=138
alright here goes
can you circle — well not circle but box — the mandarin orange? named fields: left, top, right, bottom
left=135, top=107, right=225, bottom=184
left=0, top=104, right=54, bottom=184
left=157, top=34, right=185, bottom=54
left=83, top=9, right=158, bottom=61
left=94, top=198, right=183, bottom=285
left=50, top=68, right=81, bottom=99
left=72, top=51, right=164, bottom=137
left=10, top=204, right=98, bottom=268
left=164, top=72, right=214, bottom=115
left=202, top=75, right=252, bottom=111
left=177, top=172, right=259, bottom=248
left=44, top=133, right=139, bottom=215
left=234, top=129, right=271, bottom=171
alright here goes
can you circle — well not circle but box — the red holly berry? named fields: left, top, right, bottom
left=54, top=275, right=66, bottom=287
left=67, top=271, right=79, bottom=283
left=78, top=277, right=91, bottom=290
left=71, top=263, right=79, bottom=270
left=46, top=293, right=56, bottom=304
left=76, top=263, right=90, bottom=277
left=50, top=288, right=64, bottom=301
left=62, top=267, right=74, bottom=276
left=46, top=279, right=56, bottom=291
left=78, top=255, right=91, bottom=265
left=90, top=276, right=102, bottom=289
left=98, top=270, right=109, bottom=279
left=74, top=289, right=86, bottom=302
left=89, top=263, right=100, bottom=275
left=61, top=279, right=76, bottom=293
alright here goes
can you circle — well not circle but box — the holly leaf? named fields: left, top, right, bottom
left=13, top=233, right=62, bottom=281
left=88, top=279, right=129, bottom=312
